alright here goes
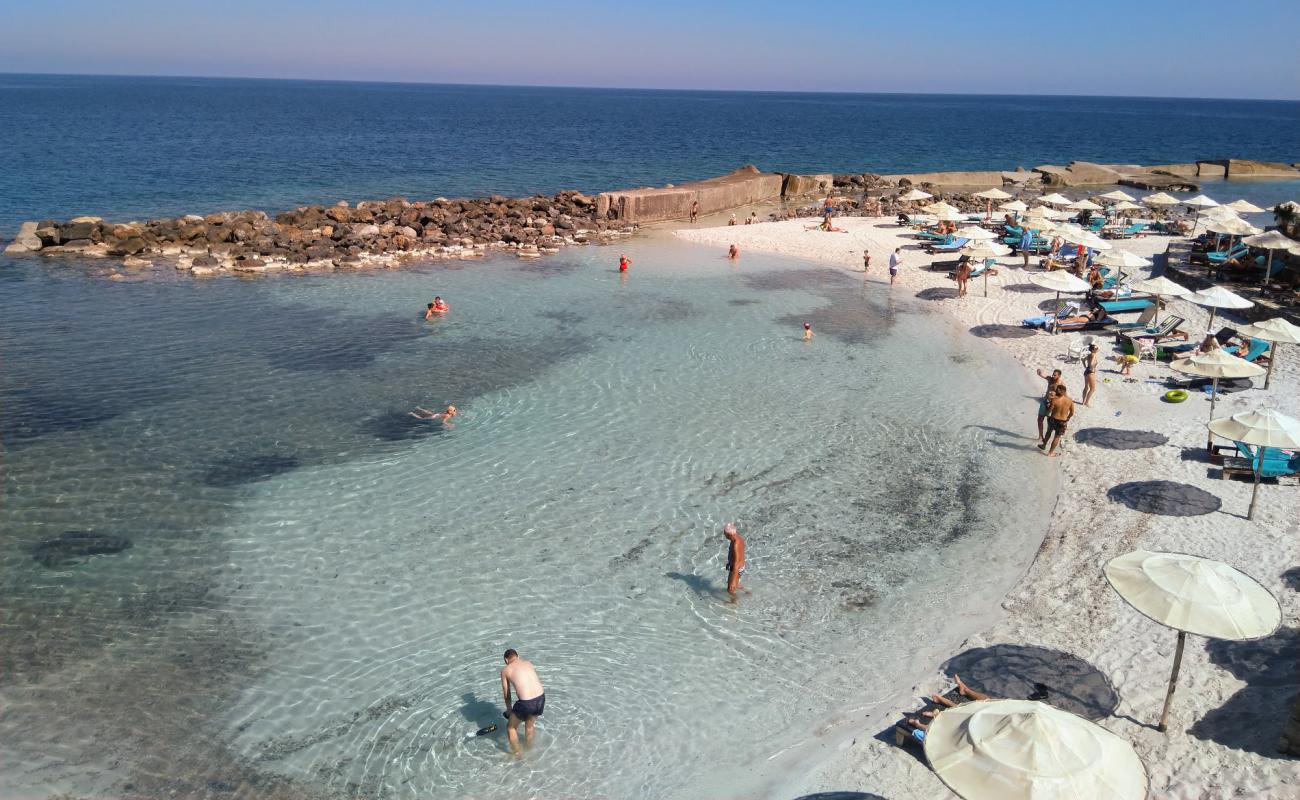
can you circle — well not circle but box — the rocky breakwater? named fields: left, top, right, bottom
left=3, top=192, right=632, bottom=276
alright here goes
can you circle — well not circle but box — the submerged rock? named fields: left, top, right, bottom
left=31, top=531, right=133, bottom=567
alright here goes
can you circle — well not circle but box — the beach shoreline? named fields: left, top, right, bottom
left=666, top=216, right=1300, bottom=799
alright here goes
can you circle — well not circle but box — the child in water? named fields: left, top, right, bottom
left=803, top=322, right=814, bottom=341
left=618, top=255, right=631, bottom=272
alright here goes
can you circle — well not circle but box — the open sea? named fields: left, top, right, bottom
left=1, top=75, right=1298, bottom=800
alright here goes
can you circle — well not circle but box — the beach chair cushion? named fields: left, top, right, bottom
left=929, top=237, right=970, bottom=253
left=1099, top=299, right=1154, bottom=314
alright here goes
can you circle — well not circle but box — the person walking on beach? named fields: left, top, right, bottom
left=1039, top=384, right=1074, bottom=457
left=690, top=199, right=699, bottom=223
left=500, top=648, right=545, bottom=756
left=1081, top=343, right=1100, bottom=406
left=955, top=257, right=971, bottom=297
left=888, top=248, right=902, bottom=285
left=862, top=249, right=871, bottom=272
left=1034, top=367, right=1062, bottom=444
left=722, top=522, right=746, bottom=600
left=1019, top=227, right=1034, bottom=267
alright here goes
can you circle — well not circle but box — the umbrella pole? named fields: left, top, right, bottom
left=1207, top=306, right=1217, bottom=330
left=1264, top=344, right=1278, bottom=389
left=1158, top=630, right=1187, bottom=733
left=1053, top=291, right=1062, bottom=334
left=1246, top=445, right=1264, bottom=520
left=983, top=266, right=989, bottom=298
left=1263, top=250, right=1273, bottom=292
left=1205, top=377, right=1220, bottom=452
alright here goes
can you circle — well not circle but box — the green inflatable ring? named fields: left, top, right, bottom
left=1164, top=389, right=1189, bottom=403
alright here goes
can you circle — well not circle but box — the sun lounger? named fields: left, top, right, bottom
left=1205, top=243, right=1250, bottom=264
left=1023, top=304, right=1081, bottom=329
left=1220, top=442, right=1300, bottom=479
left=927, top=237, right=970, bottom=254
left=916, top=230, right=950, bottom=242
left=1118, top=313, right=1184, bottom=340
left=1099, top=298, right=1154, bottom=314
left=1108, top=305, right=1158, bottom=333
left=1054, top=316, right=1117, bottom=333
left=1240, top=337, right=1271, bottom=363
left=1106, top=223, right=1146, bottom=239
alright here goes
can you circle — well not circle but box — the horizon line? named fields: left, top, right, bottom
left=4, top=70, right=1300, bottom=104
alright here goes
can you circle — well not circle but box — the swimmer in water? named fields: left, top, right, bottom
left=803, top=322, right=814, bottom=341
left=728, top=244, right=739, bottom=260
left=424, top=296, right=450, bottom=319
left=410, top=404, right=458, bottom=422
left=618, top=254, right=630, bottom=272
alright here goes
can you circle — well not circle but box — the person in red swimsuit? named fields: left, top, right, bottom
left=618, top=255, right=630, bottom=272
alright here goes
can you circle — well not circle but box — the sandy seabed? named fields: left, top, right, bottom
left=672, top=216, right=1300, bottom=800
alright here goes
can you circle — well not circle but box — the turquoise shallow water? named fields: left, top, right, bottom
left=1, top=241, right=1054, bottom=798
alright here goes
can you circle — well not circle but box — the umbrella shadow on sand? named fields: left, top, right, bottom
left=1108, top=480, right=1222, bottom=516
left=1188, top=627, right=1300, bottom=756
left=969, top=324, right=1035, bottom=339
left=1074, top=428, right=1169, bottom=451
left=942, top=644, right=1121, bottom=721
left=915, top=287, right=960, bottom=301
left=1003, top=283, right=1047, bottom=293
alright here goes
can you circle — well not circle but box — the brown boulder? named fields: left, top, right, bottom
left=59, top=220, right=101, bottom=241
left=108, top=237, right=148, bottom=256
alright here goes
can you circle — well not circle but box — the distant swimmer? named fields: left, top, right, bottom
left=728, top=244, right=740, bottom=260
left=619, top=254, right=631, bottom=272
left=803, top=322, right=814, bottom=341
left=410, top=404, right=457, bottom=422
left=728, top=213, right=738, bottom=226
left=500, top=648, right=545, bottom=756
left=723, top=522, right=746, bottom=600
left=424, top=296, right=450, bottom=319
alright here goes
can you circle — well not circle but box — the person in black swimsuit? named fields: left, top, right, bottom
left=1081, top=343, right=1100, bottom=407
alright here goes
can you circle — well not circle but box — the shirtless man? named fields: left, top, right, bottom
left=1040, top=384, right=1074, bottom=457
left=728, top=244, right=739, bottom=260
left=690, top=200, right=699, bottom=223
left=410, top=404, right=457, bottom=422
left=500, top=648, right=545, bottom=756
left=1034, top=368, right=1062, bottom=444
left=723, top=522, right=745, bottom=600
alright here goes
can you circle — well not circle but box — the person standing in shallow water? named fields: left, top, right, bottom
left=888, top=247, right=902, bottom=285
left=723, top=522, right=746, bottom=600
left=618, top=254, right=630, bottom=272
left=501, top=648, right=545, bottom=756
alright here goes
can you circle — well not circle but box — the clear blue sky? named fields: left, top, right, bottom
left=2, top=0, right=1298, bottom=99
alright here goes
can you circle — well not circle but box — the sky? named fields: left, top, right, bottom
left=2, top=0, right=1298, bottom=100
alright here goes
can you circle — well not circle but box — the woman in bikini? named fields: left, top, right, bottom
left=1081, top=343, right=1100, bottom=406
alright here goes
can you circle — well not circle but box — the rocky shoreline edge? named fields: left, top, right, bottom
left=4, top=157, right=1295, bottom=278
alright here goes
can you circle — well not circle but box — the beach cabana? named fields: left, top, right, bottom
left=1105, top=550, right=1281, bottom=731
left=923, top=699, right=1148, bottom=799
left=1208, top=408, right=1300, bottom=519
left=1129, top=275, right=1189, bottom=324
left=1236, top=317, right=1300, bottom=389
left=1185, top=285, right=1253, bottom=329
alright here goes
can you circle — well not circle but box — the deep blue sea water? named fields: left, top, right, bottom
left=1, top=74, right=1298, bottom=231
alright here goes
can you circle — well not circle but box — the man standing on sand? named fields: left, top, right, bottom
left=888, top=248, right=902, bottom=285
left=1034, top=367, right=1062, bottom=444
left=723, top=522, right=746, bottom=600
left=500, top=648, right=545, bottom=756
left=1039, top=384, right=1074, bottom=457
left=1020, top=227, right=1034, bottom=267
left=690, top=199, right=699, bottom=223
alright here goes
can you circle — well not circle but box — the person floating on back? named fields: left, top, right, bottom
left=723, top=522, right=746, bottom=601
left=500, top=648, right=545, bottom=757
left=410, top=404, right=457, bottom=422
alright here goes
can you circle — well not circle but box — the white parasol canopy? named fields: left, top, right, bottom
left=923, top=200, right=960, bottom=214
left=1030, top=270, right=1091, bottom=293
left=1206, top=217, right=1262, bottom=236
left=1097, top=190, right=1137, bottom=203
left=1095, top=249, right=1152, bottom=269
left=965, top=240, right=1011, bottom=258
left=956, top=225, right=997, bottom=241
left=1184, top=195, right=1219, bottom=208
left=1171, top=349, right=1265, bottom=429
left=1057, top=227, right=1111, bottom=251
left=1129, top=275, right=1190, bottom=297
left=1237, top=316, right=1300, bottom=389
left=898, top=188, right=932, bottom=202
left=1039, top=192, right=1072, bottom=205
left=1142, top=192, right=1180, bottom=206
left=1186, top=285, right=1253, bottom=329
left=1105, top=549, right=1281, bottom=731
left=1224, top=199, right=1267, bottom=214
left=1208, top=408, right=1300, bottom=520
left=1243, top=230, right=1300, bottom=252
left=934, top=208, right=965, bottom=222
left=924, top=699, right=1149, bottom=800
left=1066, top=199, right=1103, bottom=211
left=1112, top=200, right=1143, bottom=212
left=999, top=200, right=1029, bottom=212
left=974, top=188, right=1013, bottom=200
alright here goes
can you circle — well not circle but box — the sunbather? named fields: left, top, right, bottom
left=902, top=675, right=994, bottom=743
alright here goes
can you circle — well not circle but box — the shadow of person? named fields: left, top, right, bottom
left=460, top=692, right=501, bottom=727
left=1189, top=627, right=1300, bottom=755
left=665, top=571, right=724, bottom=599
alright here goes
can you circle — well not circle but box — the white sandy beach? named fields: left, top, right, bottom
left=673, top=216, right=1300, bottom=800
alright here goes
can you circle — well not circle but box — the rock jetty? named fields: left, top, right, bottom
left=4, top=191, right=631, bottom=275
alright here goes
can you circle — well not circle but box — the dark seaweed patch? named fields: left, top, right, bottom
left=32, top=531, right=133, bottom=567
left=264, top=315, right=428, bottom=372
left=201, top=453, right=302, bottom=487
left=915, top=287, right=959, bottom=301
left=741, top=268, right=855, bottom=292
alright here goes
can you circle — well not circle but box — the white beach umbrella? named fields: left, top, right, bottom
left=1105, top=550, right=1281, bottom=731
left=965, top=239, right=1012, bottom=297
left=1112, top=200, right=1143, bottom=213
left=1066, top=199, right=1103, bottom=212
left=934, top=208, right=965, bottom=223
left=924, top=699, right=1148, bottom=800
left=1130, top=275, right=1190, bottom=325
left=1142, top=192, right=1180, bottom=206
left=974, top=188, right=1013, bottom=200
left=1097, top=190, right=1137, bottom=203
left=956, top=225, right=997, bottom=241
left=1095, top=249, right=1152, bottom=270
left=1209, top=407, right=1300, bottom=520
left=1224, top=199, right=1267, bottom=214
left=999, top=200, right=1029, bottom=212
left=1206, top=217, right=1262, bottom=236
left=1057, top=227, right=1111, bottom=251
left=1242, top=230, right=1300, bottom=290
left=1030, top=270, right=1090, bottom=331
left=898, top=188, right=932, bottom=202
left=1236, top=316, right=1300, bottom=389
left=1039, top=192, right=1073, bottom=205
left=1170, top=349, right=1265, bottom=436
left=923, top=200, right=961, bottom=215
left=1186, top=285, right=1253, bottom=329
left=1184, top=195, right=1219, bottom=209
